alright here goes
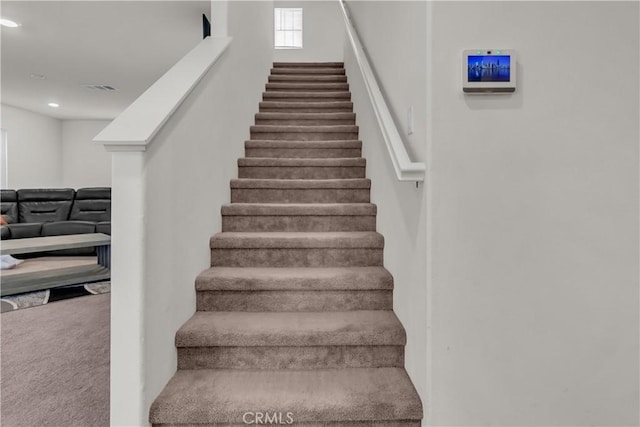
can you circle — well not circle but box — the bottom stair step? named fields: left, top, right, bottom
left=149, top=367, right=422, bottom=426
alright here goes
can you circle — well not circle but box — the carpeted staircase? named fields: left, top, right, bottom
left=150, top=62, right=423, bottom=426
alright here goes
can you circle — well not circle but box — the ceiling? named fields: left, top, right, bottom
left=1, top=1, right=210, bottom=120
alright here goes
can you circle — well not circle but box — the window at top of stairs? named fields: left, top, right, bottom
left=274, top=8, right=303, bottom=49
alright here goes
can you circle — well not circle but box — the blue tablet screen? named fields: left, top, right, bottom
left=468, top=55, right=511, bottom=82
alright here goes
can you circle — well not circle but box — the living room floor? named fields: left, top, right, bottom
left=0, top=291, right=110, bottom=426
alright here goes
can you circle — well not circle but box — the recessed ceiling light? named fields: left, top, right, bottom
left=48, top=103, right=59, bottom=108
left=30, top=74, right=46, bottom=80
left=0, top=19, right=20, bottom=28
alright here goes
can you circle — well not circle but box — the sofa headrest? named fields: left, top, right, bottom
left=17, top=188, right=75, bottom=223
left=69, top=188, right=111, bottom=222
left=70, top=200, right=111, bottom=222
left=75, top=187, right=111, bottom=200
left=1, top=189, right=18, bottom=223
left=69, top=187, right=111, bottom=222
left=17, top=188, right=75, bottom=202
left=1, top=189, right=17, bottom=202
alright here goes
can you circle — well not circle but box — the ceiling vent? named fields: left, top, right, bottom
left=81, top=84, right=117, bottom=92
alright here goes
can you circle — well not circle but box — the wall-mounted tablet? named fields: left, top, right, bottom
left=463, top=49, right=516, bottom=94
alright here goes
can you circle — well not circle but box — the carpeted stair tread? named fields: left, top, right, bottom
left=254, top=114, right=356, bottom=126
left=149, top=367, right=422, bottom=425
left=231, top=178, right=371, bottom=189
left=231, top=181, right=371, bottom=204
left=176, top=310, right=405, bottom=347
left=245, top=140, right=362, bottom=149
left=210, top=232, right=383, bottom=249
left=274, top=62, right=344, bottom=68
left=269, top=74, right=348, bottom=83
left=194, top=267, right=393, bottom=312
left=250, top=125, right=359, bottom=141
left=195, top=266, right=392, bottom=291
left=251, top=125, right=358, bottom=133
left=263, top=91, right=351, bottom=100
left=259, top=101, right=353, bottom=111
left=237, top=157, right=366, bottom=179
left=222, top=203, right=375, bottom=216
left=255, top=112, right=356, bottom=121
left=244, top=140, right=363, bottom=159
left=271, top=67, right=346, bottom=75
left=221, top=202, right=376, bottom=233
left=266, top=83, right=350, bottom=92
left=238, top=158, right=365, bottom=167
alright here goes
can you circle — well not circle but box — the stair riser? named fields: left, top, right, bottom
left=222, top=215, right=376, bottom=232
left=264, top=92, right=350, bottom=99
left=259, top=107, right=353, bottom=113
left=269, top=75, right=348, bottom=83
left=264, top=88, right=351, bottom=93
left=259, top=102, right=353, bottom=113
left=245, top=147, right=362, bottom=158
left=250, top=131, right=358, bottom=141
left=238, top=166, right=365, bottom=179
left=263, top=97, right=351, bottom=103
left=178, top=345, right=403, bottom=370
left=197, top=290, right=392, bottom=311
left=271, top=68, right=346, bottom=75
left=231, top=189, right=370, bottom=203
left=255, top=118, right=355, bottom=126
left=210, top=248, right=383, bottom=267
left=266, top=84, right=350, bottom=92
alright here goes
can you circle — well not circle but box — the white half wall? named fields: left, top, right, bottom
left=0, top=104, right=62, bottom=188
left=133, top=3, right=274, bottom=424
left=274, top=1, right=344, bottom=62
left=62, top=120, right=111, bottom=188
left=427, top=1, right=639, bottom=426
left=342, top=0, right=428, bottom=410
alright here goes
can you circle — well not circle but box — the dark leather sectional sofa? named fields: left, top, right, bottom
left=0, top=188, right=111, bottom=245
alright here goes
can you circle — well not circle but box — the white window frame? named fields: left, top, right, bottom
left=274, top=8, right=303, bottom=49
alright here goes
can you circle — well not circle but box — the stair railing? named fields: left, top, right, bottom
left=338, top=0, right=426, bottom=183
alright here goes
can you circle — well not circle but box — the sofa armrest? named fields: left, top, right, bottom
left=96, top=221, right=111, bottom=235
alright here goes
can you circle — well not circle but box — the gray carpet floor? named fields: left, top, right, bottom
left=1, top=292, right=110, bottom=426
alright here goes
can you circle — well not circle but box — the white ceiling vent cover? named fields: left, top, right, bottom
left=81, top=84, right=117, bottom=91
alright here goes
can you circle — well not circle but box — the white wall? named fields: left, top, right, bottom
left=0, top=104, right=63, bottom=188
left=342, top=0, right=429, bottom=410
left=427, top=2, right=639, bottom=426
left=0, top=105, right=112, bottom=189
left=345, top=1, right=426, bottom=160
left=274, top=1, right=344, bottom=62
left=62, top=120, right=111, bottom=188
